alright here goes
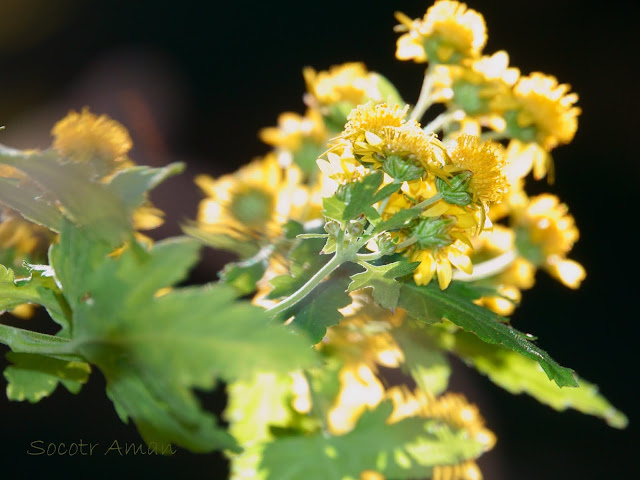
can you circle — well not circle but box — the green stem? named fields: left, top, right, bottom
left=414, top=192, right=443, bottom=210
left=409, top=65, right=435, bottom=122
left=356, top=251, right=384, bottom=262
left=265, top=252, right=346, bottom=318
left=423, top=109, right=463, bottom=134
left=479, top=131, right=510, bottom=142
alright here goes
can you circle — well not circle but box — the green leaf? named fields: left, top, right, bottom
left=1, top=150, right=133, bottom=245
left=0, top=264, right=70, bottom=330
left=322, top=171, right=383, bottom=222
left=105, top=364, right=238, bottom=453
left=218, top=245, right=273, bottom=295
left=58, top=233, right=317, bottom=451
left=48, top=220, right=123, bottom=308
left=397, top=281, right=578, bottom=387
left=267, top=236, right=328, bottom=299
left=260, top=401, right=484, bottom=480
left=348, top=260, right=418, bottom=311
left=105, top=163, right=184, bottom=212
left=0, top=178, right=63, bottom=231
left=284, top=277, right=352, bottom=344
left=372, top=205, right=423, bottom=234
left=4, top=352, right=90, bottom=403
left=431, top=327, right=628, bottom=428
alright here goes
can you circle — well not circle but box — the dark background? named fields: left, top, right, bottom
left=1, top=0, right=638, bottom=478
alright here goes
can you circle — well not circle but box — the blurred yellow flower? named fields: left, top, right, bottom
left=498, top=73, right=580, bottom=151
left=395, top=1, right=486, bottom=64
left=304, top=62, right=383, bottom=107
left=51, top=107, right=133, bottom=168
left=515, top=193, right=585, bottom=289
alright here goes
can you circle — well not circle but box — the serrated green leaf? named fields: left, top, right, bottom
left=3, top=352, right=90, bottom=403
left=431, top=327, right=627, bottom=428
left=398, top=281, right=578, bottom=387
left=322, top=172, right=384, bottom=222
left=1, top=150, right=133, bottom=245
left=106, top=163, right=184, bottom=212
left=105, top=364, right=238, bottom=453
left=348, top=261, right=419, bottom=311
left=373, top=205, right=423, bottom=234
left=70, top=237, right=317, bottom=386
left=284, top=277, right=352, bottom=344
left=0, top=264, right=70, bottom=330
left=260, top=401, right=484, bottom=480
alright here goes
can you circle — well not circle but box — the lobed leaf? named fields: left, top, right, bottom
left=397, top=281, right=578, bottom=387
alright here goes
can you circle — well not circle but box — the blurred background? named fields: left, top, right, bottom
left=1, top=0, right=638, bottom=478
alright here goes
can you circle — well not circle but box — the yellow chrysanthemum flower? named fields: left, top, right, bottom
left=433, top=51, right=520, bottom=122
left=447, top=134, right=508, bottom=205
left=196, top=154, right=316, bottom=242
left=497, top=72, right=580, bottom=151
left=303, top=62, right=384, bottom=107
left=259, top=109, right=327, bottom=156
left=411, top=240, right=473, bottom=290
left=388, top=387, right=495, bottom=448
left=51, top=107, right=133, bottom=170
left=340, top=102, right=445, bottom=174
left=514, top=193, right=585, bottom=289
left=395, top=1, right=487, bottom=64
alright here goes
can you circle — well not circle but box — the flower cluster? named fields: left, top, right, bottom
left=187, top=1, right=587, bottom=479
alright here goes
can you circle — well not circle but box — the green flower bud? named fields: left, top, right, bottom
left=382, top=155, right=425, bottom=182
left=376, top=233, right=397, bottom=255
left=324, top=220, right=341, bottom=237
left=410, top=216, right=454, bottom=249
left=436, top=172, right=473, bottom=206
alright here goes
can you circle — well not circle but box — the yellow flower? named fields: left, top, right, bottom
left=303, top=62, right=384, bottom=107
left=259, top=109, right=327, bottom=154
left=340, top=102, right=446, bottom=174
left=411, top=240, right=473, bottom=290
left=196, top=154, right=314, bottom=242
left=498, top=73, right=580, bottom=151
left=387, top=386, right=495, bottom=450
left=0, top=215, right=51, bottom=256
left=395, top=1, right=487, bottom=64
left=51, top=108, right=133, bottom=170
left=433, top=51, right=520, bottom=119
left=514, top=193, right=585, bottom=288
left=447, top=134, right=508, bottom=205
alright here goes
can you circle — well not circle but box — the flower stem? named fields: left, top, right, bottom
left=409, top=66, right=435, bottom=122
left=453, top=249, right=517, bottom=282
left=423, top=109, right=464, bottom=134
left=265, top=252, right=346, bottom=318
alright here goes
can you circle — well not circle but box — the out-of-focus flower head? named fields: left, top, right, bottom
left=304, top=62, right=404, bottom=131
left=513, top=193, right=585, bottom=289
left=395, top=1, right=487, bottom=65
left=433, top=51, right=520, bottom=127
left=259, top=109, right=328, bottom=175
left=196, top=154, right=316, bottom=243
left=51, top=107, right=134, bottom=178
left=495, top=73, right=580, bottom=152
